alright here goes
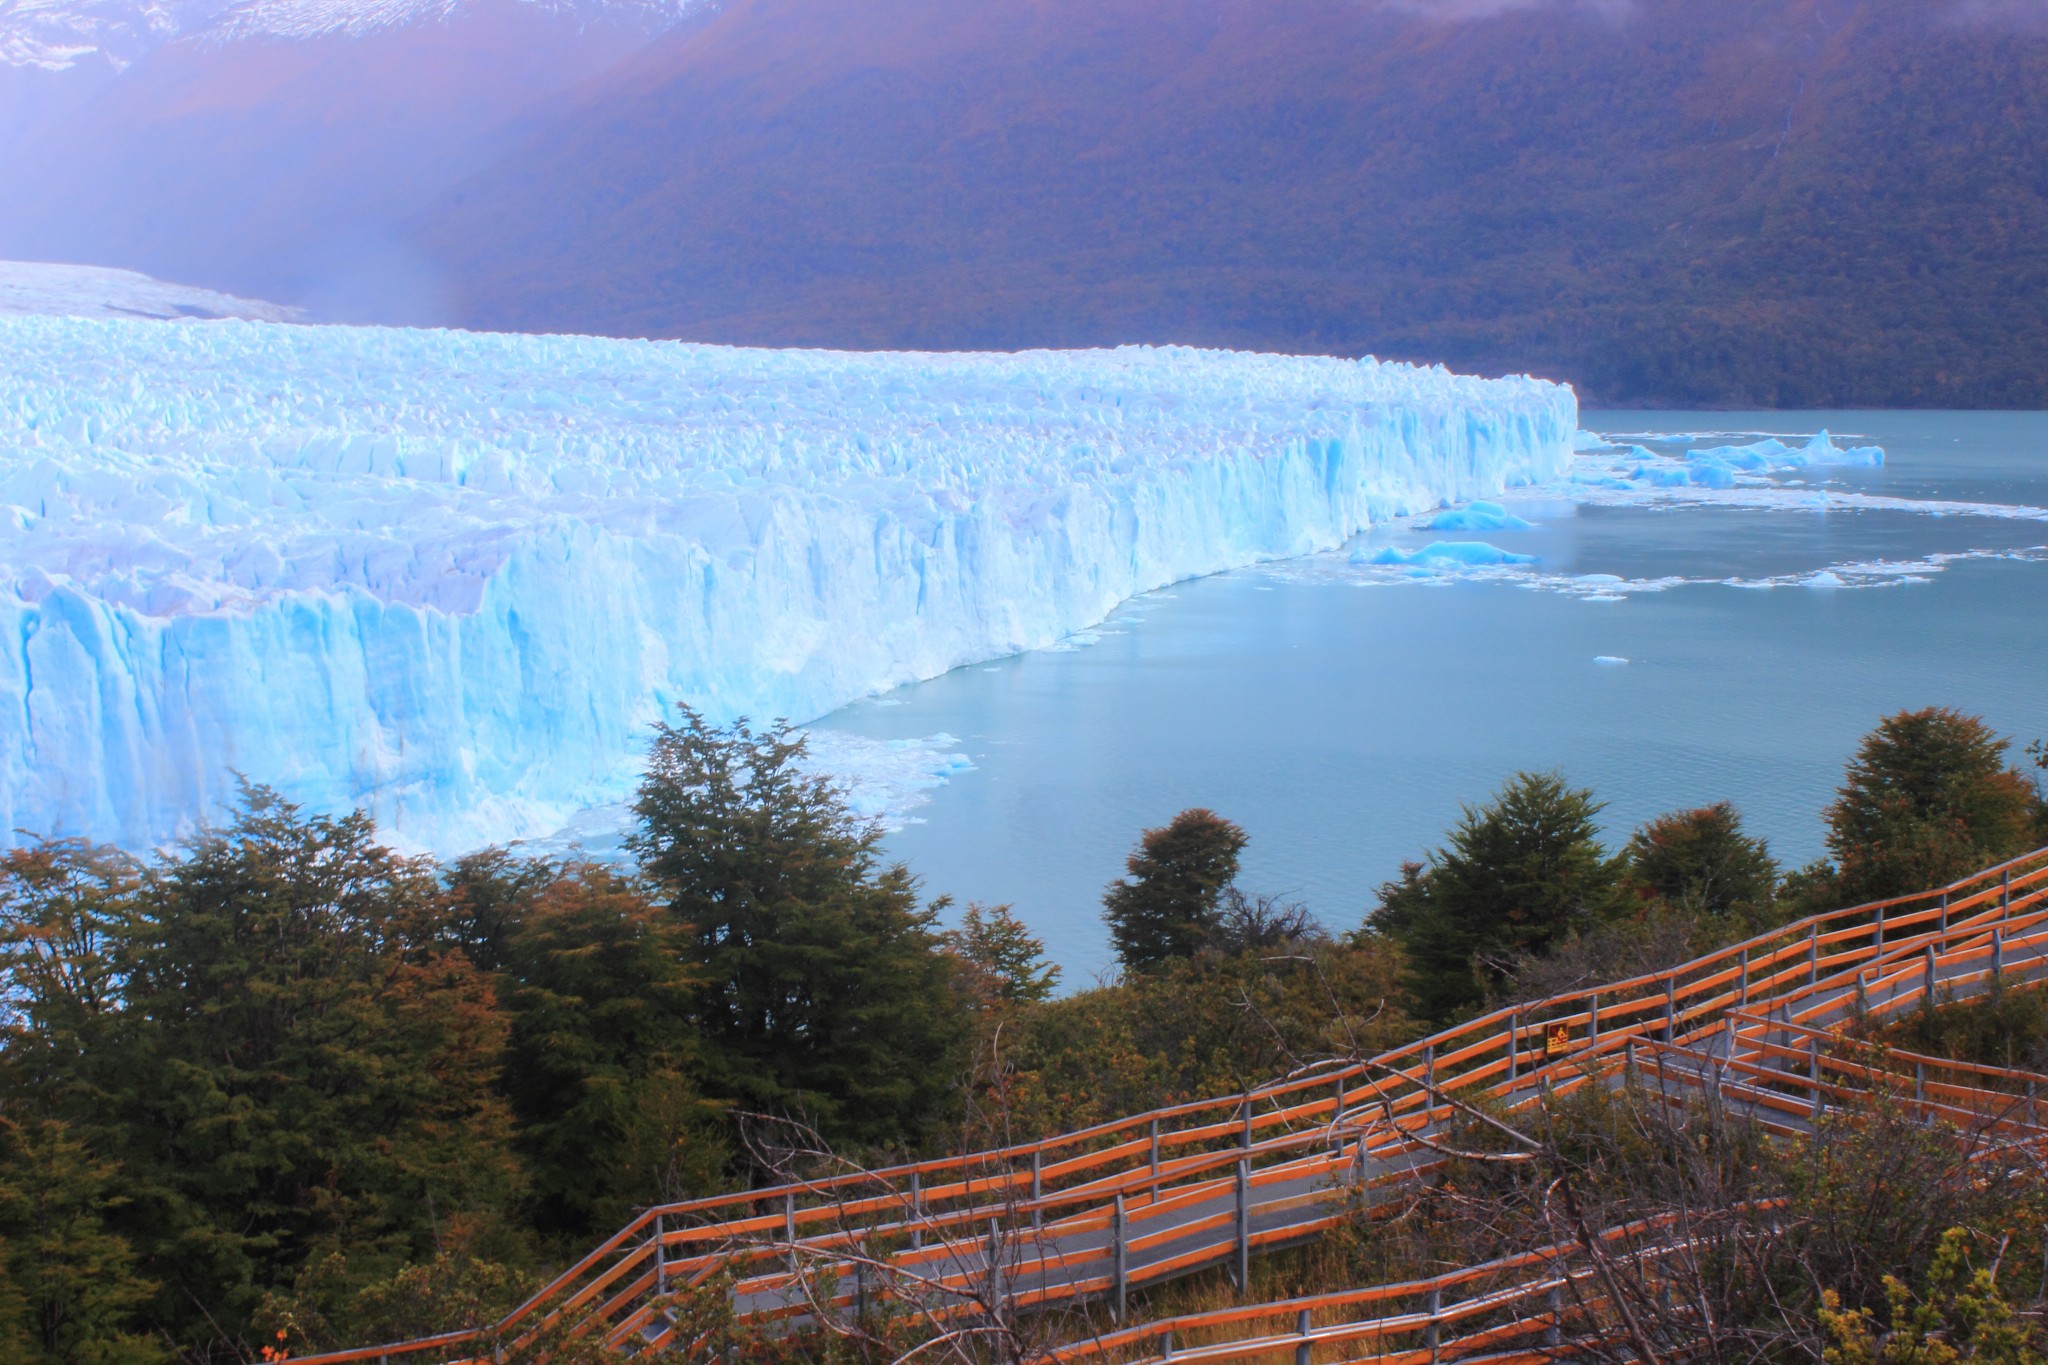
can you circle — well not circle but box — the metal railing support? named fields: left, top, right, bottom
left=1423, top=1286, right=1442, bottom=1363
left=1506, top=1012, right=1519, bottom=1084
left=1149, top=1118, right=1161, bottom=1177
left=1588, top=992, right=1600, bottom=1042
left=1545, top=1282, right=1563, bottom=1347
left=1112, top=1194, right=1127, bottom=1322
left=910, top=1171, right=923, bottom=1250
left=1242, top=1093, right=1254, bottom=1152
left=1161, top=1329, right=1175, bottom=1360
left=1738, top=946, right=1750, bottom=1008
left=1940, top=891, right=1949, bottom=934
left=1423, top=1044, right=1436, bottom=1100
left=1809, top=1037, right=1825, bottom=1120
left=1664, top=977, right=1677, bottom=1041
left=1874, top=904, right=1885, bottom=952
left=1234, top=1158, right=1251, bottom=1294
left=1992, top=929, right=2005, bottom=998
left=1808, top=926, right=1820, bottom=988
left=1924, top=945, right=1938, bottom=1013
left=1031, top=1149, right=1043, bottom=1228
left=654, top=1213, right=666, bottom=1296
left=1295, top=1308, right=1313, bottom=1365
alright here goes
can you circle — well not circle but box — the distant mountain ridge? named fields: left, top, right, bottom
left=0, top=0, right=706, bottom=69
left=5, top=0, right=2044, bottom=406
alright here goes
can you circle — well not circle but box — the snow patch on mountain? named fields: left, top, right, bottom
left=0, top=317, right=1575, bottom=852
left=1, top=0, right=707, bottom=69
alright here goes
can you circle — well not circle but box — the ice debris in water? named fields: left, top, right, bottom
left=1420, top=500, right=1533, bottom=532
left=0, top=317, right=1576, bottom=852
left=1354, top=540, right=1540, bottom=568
left=1593, top=656, right=1630, bottom=665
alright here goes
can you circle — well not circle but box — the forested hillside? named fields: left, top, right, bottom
left=416, top=0, right=2048, bottom=407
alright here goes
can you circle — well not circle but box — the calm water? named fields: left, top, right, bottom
left=808, top=411, right=2048, bottom=980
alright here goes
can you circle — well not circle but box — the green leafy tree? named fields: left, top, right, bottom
left=1624, top=802, right=1779, bottom=920
left=1371, top=772, right=1625, bottom=1023
left=111, top=790, right=521, bottom=1353
left=1101, top=809, right=1247, bottom=972
left=497, top=863, right=726, bottom=1240
left=0, top=1118, right=164, bottom=1365
left=1825, top=709, right=2039, bottom=904
left=947, top=903, right=1060, bottom=1008
left=628, top=710, right=968, bottom=1149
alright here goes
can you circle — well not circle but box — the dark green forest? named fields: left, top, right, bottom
left=2, top=707, right=2044, bottom=1362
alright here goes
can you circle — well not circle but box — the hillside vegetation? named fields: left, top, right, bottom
left=0, top=707, right=2042, bottom=1360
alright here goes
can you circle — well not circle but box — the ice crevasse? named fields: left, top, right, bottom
left=0, top=319, right=1577, bottom=851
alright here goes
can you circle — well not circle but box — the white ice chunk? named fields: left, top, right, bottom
left=1420, top=500, right=1534, bottom=532
left=1355, top=540, right=1540, bottom=567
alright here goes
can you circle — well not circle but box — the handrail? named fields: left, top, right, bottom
left=296, top=846, right=2048, bottom=1364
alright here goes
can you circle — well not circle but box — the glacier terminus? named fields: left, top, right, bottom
left=0, top=318, right=1575, bottom=851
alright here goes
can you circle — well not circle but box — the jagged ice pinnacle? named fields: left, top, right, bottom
left=0, top=318, right=1576, bottom=850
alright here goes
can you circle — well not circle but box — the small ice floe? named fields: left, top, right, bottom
left=1353, top=540, right=1538, bottom=568
left=1420, top=500, right=1534, bottom=532
left=1593, top=656, right=1630, bottom=666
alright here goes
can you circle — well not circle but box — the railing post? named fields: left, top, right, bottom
left=1112, top=1193, right=1127, bottom=1321
left=1809, top=1037, right=1825, bottom=1120
left=1924, top=945, right=1938, bottom=1013
left=1149, top=1117, right=1161, bottom=1177
left=1296, top=1308, right=1313, bottom=1365
left=654, top=1212, right=666, bottom=1296
left=1992, top=928, right=2005, bottom=998
left=1545, top=1282, right=1563, bottom=1347
left=1874, top=904, right=1885, bottom=953
left=1242, top=1092, right=1254, bottom=1152
left=1939, top=891, right=1949, bottom=935
left=1625, top=1038, right=1637, bottom=1086
left=1664, top=977, right=1677, bottom=1041
left=1808, top=925, right=1819, bottom=988
left=1234, top=1157, right=1251, bottom=1295
left=1915, top=1061, right=1926, bottom=1106
left=1506, top=1012, right=1519, bottom=1084
left=1423, top=1286, right=1442, bottom=1363
left=1588, top=992, right=1600, bottom=1042
left=988, top=1218, right=1004, bottom=1314
left=1854, top=969, right=1868, bottom=1019
left=1162, top=1328, right=1175, bottom=1360
left=1738, top=947, right=1750, bottom=1008
left=1031, top=1148, right=1043, bottom=1229
left=1423, top=1043, right=1436, bottom=1099
left=910, top=1170, right=923, bottom=1250
left=2005, top=868, right=2013, bottom=917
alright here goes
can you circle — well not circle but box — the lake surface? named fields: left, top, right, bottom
left=806, top=411, right=2048, bottom=982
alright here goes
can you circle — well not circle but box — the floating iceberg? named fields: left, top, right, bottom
left=1685, top=431, right=1883, bottom=470
left=0, top=319, right=1575, bottom=851
left=1356, top=540, right=1540, bottom=568
left=1420, top=500, right=1533, bottom=532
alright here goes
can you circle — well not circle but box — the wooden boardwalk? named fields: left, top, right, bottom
left=297, top=848, right=2048, bottom=1364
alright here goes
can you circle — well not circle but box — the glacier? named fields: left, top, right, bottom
left=0, top=317, right=1575, bottom=851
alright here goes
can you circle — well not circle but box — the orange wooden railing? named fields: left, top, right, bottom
left=296, top=846, right=2048, bottom=1364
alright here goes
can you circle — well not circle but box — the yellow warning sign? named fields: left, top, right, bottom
left=1545, top=1024, right=1572, bottom=1057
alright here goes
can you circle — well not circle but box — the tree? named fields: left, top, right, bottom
left=947, top=903, right=1060, bottom=1009
left=628, top=710, right=968, bottom=1150
left=1824, top=709, right=2039, bottom=904
left=111, top=789, right=520, bottom=1353
left=496, top=864, right=725, bottom=1240
left=0, top=1119, right=163, bottom=1365
left=1370, top=772, right=1625, bottom=1023
left=1101, top=809, right=1247, bottom=972
left=1624, top=803, right=1779, bottom=920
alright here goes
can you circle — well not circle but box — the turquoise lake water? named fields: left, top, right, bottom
left=806, top=411, right=2048, bottom=981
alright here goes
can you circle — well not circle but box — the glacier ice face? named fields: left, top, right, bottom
left=0, top=318, right=1575, bottom=851
left=0, top=261, right=301, bottom=322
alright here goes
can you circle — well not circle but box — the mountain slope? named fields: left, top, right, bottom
left=0, top=0, right=709, bottom=318
left=413, top=0, right=2048, bottom=406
